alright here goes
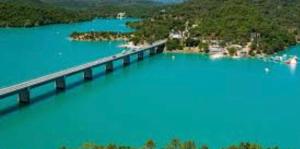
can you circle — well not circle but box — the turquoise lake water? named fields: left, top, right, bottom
left=0, top=19, right=300, bottom=149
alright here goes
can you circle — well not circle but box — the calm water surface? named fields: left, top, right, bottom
left=0, top=19, right=299, bottom=149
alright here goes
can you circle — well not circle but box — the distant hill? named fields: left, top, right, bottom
left=0, top=1, right=93, bottom=27
left=0, top=0, right=163, bottom=8
left=154, top=0, right=184, bottom=3
left=0, top=0, right=164, bottom=27
left=0, top=0, right=182, bottom=9
left=0, top=0, right=44, bottom=6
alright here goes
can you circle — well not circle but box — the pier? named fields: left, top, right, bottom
left=0, top=40, right=166, bottom=104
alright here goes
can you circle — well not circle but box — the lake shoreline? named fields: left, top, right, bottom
left=69, top=31, right=298, bottom=63
left=0, top=18, right=300, bottom=149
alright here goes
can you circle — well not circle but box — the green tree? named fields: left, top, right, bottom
left=227, top=47, right=237, bottom=56
left=144, top=139, right=156, bottom=149
left=181, top=141, right=196, bottom=149
left=167, top=39, right=183, bottom=51
left=167, top=139, right=181, bottom=149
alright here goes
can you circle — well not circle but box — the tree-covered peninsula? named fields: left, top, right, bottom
left=61, top=139, right=281, bottom=149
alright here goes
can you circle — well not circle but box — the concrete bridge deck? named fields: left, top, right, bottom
left=0, top=40, right=166, bottom=103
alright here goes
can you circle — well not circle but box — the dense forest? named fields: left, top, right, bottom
left=128, top=0, right=300, bottom=55
left=0, top=2, right=93, bottom=27
left=0, top=0, right=162, bottom=27
left=61, top=139, right=281, bottom=149
left=1, top=0, right=300, bottom=55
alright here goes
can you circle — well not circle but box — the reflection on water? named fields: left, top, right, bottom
left=289, top=63, right=297, bottom=75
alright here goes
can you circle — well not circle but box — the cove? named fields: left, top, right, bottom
left=0, top=19, right=300, bottom=149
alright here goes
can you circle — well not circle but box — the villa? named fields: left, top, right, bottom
left=296, top=35, right=300, bottom=43
left=169, top=31, right=184, bottom=39
left=209, top=45, right=223, bottom=54
left=117, top=12, right=126, bottom=19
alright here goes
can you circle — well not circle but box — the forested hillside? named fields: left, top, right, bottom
left=128, top=0, right=300, bottom=54
left=0, top=0, right=162, bottom=27
left=0, top=0, right=164, bottom=8
left=1, top=0, right=300, bottom=55
left=0, top=2, right=93, bottom=27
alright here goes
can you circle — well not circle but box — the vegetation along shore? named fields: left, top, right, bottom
left=70, top=32, right=131, bottom=41
left=127, top=0, right=300, bottom=57
left=69, top=0, right=300, bottom=59
left=60, top=139, right=281, bottom=149
left=2, top=0, right=300, bottom=57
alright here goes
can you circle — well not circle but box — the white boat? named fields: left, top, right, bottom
left=265, top=67, right=270, bottom=73
left=232, top=55, right=241, bottom=59
left=210, top=53, right=224, bottom=59
left=285, top=56, right=298, bottom=65
left=272, top=56, right=283, bottom=62
left=119, top=42, right=141, bottom=49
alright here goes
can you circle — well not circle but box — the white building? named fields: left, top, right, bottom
left=117, top=12, right=126, bottom=19
left=296, top=35, right=300, bottom=42
left=169, top=31, right=183, bottom=39
left=209, top=45, right=224, bottom=53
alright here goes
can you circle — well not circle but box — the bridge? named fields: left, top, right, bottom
left=0, top=40, right=167, bottom=104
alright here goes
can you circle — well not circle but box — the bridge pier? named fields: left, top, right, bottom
left=84, top=68, right=93, bottom=80
left=123, top=56, right=130, bottom=66
left=56, top=77, right=66, bottom=91
left=138, top=51, right=144, bottom=61
left=106, top=61, right=114, bottom=73
left=150, top=48, right=156, bottom=56
left=19, top=89, right=30, bottom=104
left=157, top=44, right=165, bottom=53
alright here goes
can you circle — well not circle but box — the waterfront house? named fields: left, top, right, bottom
left=209, top=46, right=223, bottom=54
left=238, top=49, right=249, bottom=57
left=296, top=35, right=300, bottom=43
left=251, top=32, right=261, bottom=41
left=228, top=44, right=243, bottom=49
left=208, top=40, right=223, bottom=54
left=169, top=30, right=183, bottom=39
left=117, top=12, right=126, bottom=19
left=160, top=9, right=166, bottom=13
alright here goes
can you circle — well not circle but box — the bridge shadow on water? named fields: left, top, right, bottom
left=0, top=57, right=146, bottom=118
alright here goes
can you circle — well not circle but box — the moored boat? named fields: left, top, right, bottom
left=285, top=56, right=298, bottom=65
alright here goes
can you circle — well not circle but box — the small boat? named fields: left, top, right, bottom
left=285, top=56, right=298, bottom=65
left=232, top=55, right=241, bottom=59
left=172, top=55, right=176, bottom=60
left=265, top=67, right=270, bottom=73
left=272, top=56, right=283, bottom=62
left=119, top=42, right=141, bottom=49
left=210, top=53, right=224, bottom=59
left=282, top=54, right=288, bottom=59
